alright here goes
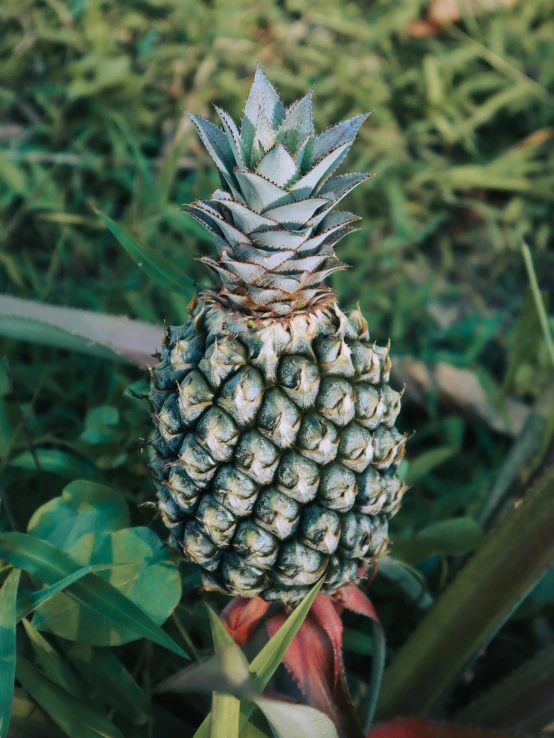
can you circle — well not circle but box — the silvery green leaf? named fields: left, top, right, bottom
left=273, top=254, right=328, bottom=273
left=312, top=113, right=369, bottom=164
left=264, top=197, right=329, bottom=224
left=214, top=106, right=246, bottom=169
left=298, top=225, right=358, bottom=255
left=235, top=170, right=292, bottom=213
left=186, top=203, right=251, bottom=248
left=277, top=91, right=314, bottom=155
left=198, top=257, right=242, bottom=285
left=289, top=143, right=350, bottom=199
left=258, top=273, right=303, bottom=293
left=233, top=245, right=295, bottom=269
left=254, top=110, right=278, bottom=152
left=216, top=199, right=277, bottom=232
left=311, top=172, right=370, bottom=225
left=241, top=66, right=285, bottom=164
left=256, top=144, right=298, bottom=187
left=316, top=210, right=361, bottom=232
left=220, top=258, right=266, bottom=283
left=250, top=228, right=308, bottom=251
left=187, top=113, right=236, bottom=182
left=316, top=172, right=370, bottom=202
left=212, top=188, right=233, bottom=201
left=295, top=135, right=313, bottom=173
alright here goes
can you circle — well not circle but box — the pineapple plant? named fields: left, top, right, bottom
left=148, top=67, right=408, bottom=605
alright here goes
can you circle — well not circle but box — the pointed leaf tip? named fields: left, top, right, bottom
left=312, top=112, right=370, bottom=166
left=187, top=112, right=237, bottom=182
left=242, top=67, right=285, bottom=165
left=278, top=90, right=314, bottom=155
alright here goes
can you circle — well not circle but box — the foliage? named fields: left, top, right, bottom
left=1, top=0, right=554, bottom=736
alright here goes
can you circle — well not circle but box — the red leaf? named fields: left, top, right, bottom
left=310, top=595, right=343, bottom=689
left=220, top=596, right=270, bottom=647
left=266, top=599, right=364, bottom=738
left=367, top=718, right=517, bottom=738
left=340, top=583, right=380, bottom=621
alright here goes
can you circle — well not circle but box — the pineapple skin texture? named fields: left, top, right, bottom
left=149, top=301, right=407, bottom=605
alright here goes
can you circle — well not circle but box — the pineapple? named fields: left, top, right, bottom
left=149, top=67, right=408, bottom=605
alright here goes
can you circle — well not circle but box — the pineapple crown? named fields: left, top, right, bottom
left=186, top=65, right=370, bottom=318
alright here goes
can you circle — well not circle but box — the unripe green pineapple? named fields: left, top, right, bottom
left=149, top=67, right=408, bottom=605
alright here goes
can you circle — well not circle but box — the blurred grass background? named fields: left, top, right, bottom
left=1, top=0, right=554, bottom=731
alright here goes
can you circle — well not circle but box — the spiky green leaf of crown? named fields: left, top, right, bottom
left=186, top=65, right=370, bottom=317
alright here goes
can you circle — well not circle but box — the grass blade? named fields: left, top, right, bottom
left=376, top=467, right=554, bottom=718
left=0, top=569, right=20, bottom=738
left=0, top=294, right=161, bottom=367
left=22, top=619, right=90, bottom=701
left=521, top=242, right=554, bottom=370
left=94, top=208, right=195, bottom=297
left=62, top=643, right=150, bottom=726
left=10, top=687, right=65, bottom=738
left=16, top=563, right=124, bottom=621
left=0, top=533, right=186, bottom=658
left=16, top=655, right=124, bottom=738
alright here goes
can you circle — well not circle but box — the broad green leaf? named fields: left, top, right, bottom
left=0, top=294, right=161, bottom=367
left=62, top=643, right=150, bottom=726
left=405, top=446, right=458, bottom=485
left=376, top=467, right=554, bottom=718
left=94, top=208, right=194, bottom=297
left=27, top=481, right=129, bottom=549
left=33, top=528, right=182, bottom=647
left=393, top=518, right=484, bottom=564
left=17, top=563, right=121, bottom=622
left=9, top=450, right=103, bottom=482
left=79, top=406, right=121, bottom=445
left=0, top=569, right=20, bottom=738
left=377, top=556, right=433, bottom=610
left=16, top=655, right=124, bottom=738
left=455, top=644, right=554, bottom=733
left=0, top=533, right=186, bottom=658
left=22, top=619, right=90, bottom=702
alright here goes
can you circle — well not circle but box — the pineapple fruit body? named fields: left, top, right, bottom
left=148, top=67, right=408, bottom=605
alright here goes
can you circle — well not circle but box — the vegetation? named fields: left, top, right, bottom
left=0, top=1, right=553, bottom=736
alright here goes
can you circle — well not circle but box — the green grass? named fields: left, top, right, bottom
left=1, top=0, right=554, bottom=736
